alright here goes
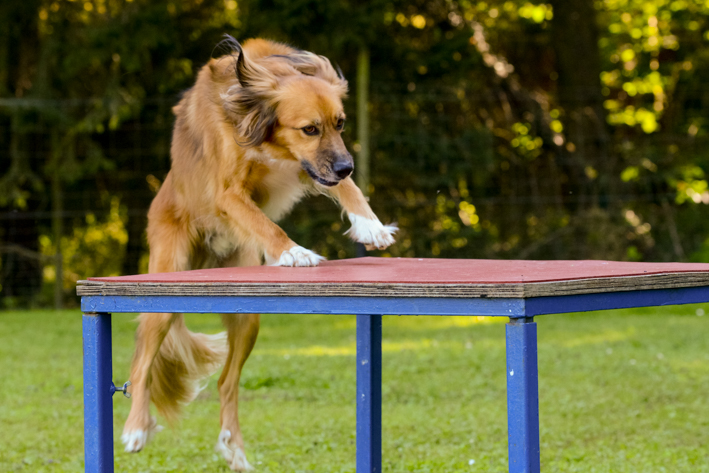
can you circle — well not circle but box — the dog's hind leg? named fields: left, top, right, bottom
left=215, top=246, right=261, bottom=471
left=216, top=312, right=260, bottom=471
left=122, top=216, right=192, bottom=453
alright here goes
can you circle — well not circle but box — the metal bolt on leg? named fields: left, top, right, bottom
left=111, top=380, right=131, bottom=398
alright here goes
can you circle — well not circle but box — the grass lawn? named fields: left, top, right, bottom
left=1, top=305, right=708, bottom=472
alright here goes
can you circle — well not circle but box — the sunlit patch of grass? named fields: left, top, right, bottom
left=332, top=314, right=505, bottom=332
left=556, top=327, right=636, bottom=348
left=385, top=314, right=506, bottom=329
left=1, top=304, right=709, bottom=472
left=260, top=338, right=470, bottom=357
left=262, top=340, right=443, bottom=358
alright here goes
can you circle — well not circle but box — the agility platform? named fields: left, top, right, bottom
left=77, top=256, right=709, bottom=472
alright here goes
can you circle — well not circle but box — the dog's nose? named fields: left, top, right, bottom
left=333, top=161, right=353, bottom=180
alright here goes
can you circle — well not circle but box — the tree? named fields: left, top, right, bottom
left=0, top=0, right=240, bottom=305
left=0, top=0, right=45, bottom=304
left=4, top=0, right=709, bottom=308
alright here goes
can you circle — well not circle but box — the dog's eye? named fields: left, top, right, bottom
left=336, top=119, right=345, bottom=131
left=302, top=125, right=319, bottom=136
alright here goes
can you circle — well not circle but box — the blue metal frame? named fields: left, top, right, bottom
left=81, top=295, right=527, bottom=317
left=506, top=317, right=540, bottom=473
left=82, top=312, right=115, bottom=473
left=526, top=286, right=709, bottom=316
left=357, top=315, right=383, bottom=473
left=79, top=285, right=709, bottom=472
left=82, top=285, right=709, bottom=317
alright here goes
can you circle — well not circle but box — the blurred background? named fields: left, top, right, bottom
left=1, top=0, right=709, bottom=309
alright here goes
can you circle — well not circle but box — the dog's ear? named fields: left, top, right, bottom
left=220, top=36, right=279, bottom=148
left=279, top=52, right=348, bottom=97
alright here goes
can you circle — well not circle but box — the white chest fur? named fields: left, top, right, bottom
left=258, top=158, right=309, bottom=222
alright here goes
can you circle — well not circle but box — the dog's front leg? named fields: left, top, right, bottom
left=218, top=191, right=324, bottom=266
left=327, top=177, right=397, bottom=250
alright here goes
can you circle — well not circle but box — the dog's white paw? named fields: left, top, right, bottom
left=268, top=245, right=325, bottom=267
left=121, top=416, right=163, bottom=452
left=216, top=430, right=254, bottom=471
left=345, top=213, right=397, bottom=250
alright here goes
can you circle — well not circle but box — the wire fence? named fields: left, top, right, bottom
left=2, top=87, right=709, bottom=309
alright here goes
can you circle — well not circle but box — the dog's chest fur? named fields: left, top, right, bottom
left=256, top=158, right=309, bottom=222
left=205, top=155, right=309, bottom=260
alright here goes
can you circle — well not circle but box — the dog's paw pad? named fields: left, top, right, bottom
left=271, top=246, right=325, bottom=267
left=122, top=416, right=163, bottom=453
left=345, top=214, right=397, bottom=250
left=216, top=430, right=254, bottom=471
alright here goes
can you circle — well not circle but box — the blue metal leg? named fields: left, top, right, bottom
left=506, top=317, right=540, bottom=473
left=357, top=314, right=382, bottom=473
left=83, top=312, right=115, bottom=473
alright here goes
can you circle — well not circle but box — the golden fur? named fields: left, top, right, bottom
left=121, top=37, right=396, bottom=471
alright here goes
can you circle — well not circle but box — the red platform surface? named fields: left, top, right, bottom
left=88, top=257, right=709, bottom=285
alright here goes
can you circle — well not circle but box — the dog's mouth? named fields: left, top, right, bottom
left=301, top=161, right=339, bottom=187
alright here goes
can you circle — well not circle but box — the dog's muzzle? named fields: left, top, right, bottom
left=301, top=160, right=352, bottom=187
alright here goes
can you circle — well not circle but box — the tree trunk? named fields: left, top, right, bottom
left=549, top=0, right=616, bottom=258
left=549, top=0, right=612, bottom=208
left=2, top=0, right=41, bottom=98
left=1, top=128, right=43, bottom=305
left=0, top=0, right=44, bottom=306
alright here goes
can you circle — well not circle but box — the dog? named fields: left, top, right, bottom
left=120, top=37, right=396, bottom=471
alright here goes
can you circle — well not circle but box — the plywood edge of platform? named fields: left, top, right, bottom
left=523, top=272, right=709, bottom=297
left=77, top=272, right=709, bottom=298
left=76, top=281, right=526, bottom=298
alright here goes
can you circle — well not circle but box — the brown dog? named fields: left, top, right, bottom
left=120, top=37, right=396, bottom=470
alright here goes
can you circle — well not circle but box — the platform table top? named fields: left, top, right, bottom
left=76, top=257, right=709, bottom=299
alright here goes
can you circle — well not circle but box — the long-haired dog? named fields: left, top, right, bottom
left=121, top=37, right=396, bottom=470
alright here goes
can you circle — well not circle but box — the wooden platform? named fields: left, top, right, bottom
left=77, top=257, right=709, bottom=473
left=76, top=257, right=709, bottom=299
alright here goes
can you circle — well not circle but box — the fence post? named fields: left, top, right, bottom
left=357, top=314, right=382, bottom=472
left=52, top=166, right=63, bottom=310
left=83, top=312, right=114, bottom=473
left=506, top=316, right=541, bottom=473
left=356, top=45, right=371, bottom=196
left=355, top=45, right=371, bottom=259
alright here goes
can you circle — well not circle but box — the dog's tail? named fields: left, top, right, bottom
left=149, top=315, right=227, bottom=423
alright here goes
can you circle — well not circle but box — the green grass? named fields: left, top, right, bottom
left=1, top=306, right=708, bottom=472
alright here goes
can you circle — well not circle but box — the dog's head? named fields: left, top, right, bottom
left=221, top=37, right=352, bottom=187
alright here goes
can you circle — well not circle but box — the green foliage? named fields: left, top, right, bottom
left=4, top=0, right=709, bottom=303
left=40, top=196, right=128, bottom=287
left=2, top=306, right=709, bottom=471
